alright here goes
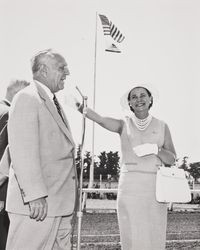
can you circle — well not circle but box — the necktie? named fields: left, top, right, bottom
left=53, top=94, right=65, bottom=123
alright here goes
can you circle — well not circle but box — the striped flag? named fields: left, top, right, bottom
left=99, top=14, right=125, bottom=53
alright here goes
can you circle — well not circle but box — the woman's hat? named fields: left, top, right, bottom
left=120, top=83, right=159, bottom=113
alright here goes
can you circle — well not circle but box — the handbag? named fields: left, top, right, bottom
left=156, top=166, right=191, bottom=203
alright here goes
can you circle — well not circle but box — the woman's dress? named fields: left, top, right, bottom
left=117, top=116, right=168, bottom=250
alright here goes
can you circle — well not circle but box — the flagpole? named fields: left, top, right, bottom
left=76, top=14, right=98, bottom=249
left=89, top=11, right=98, bottom=189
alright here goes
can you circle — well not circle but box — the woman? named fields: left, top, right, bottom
left=78, top=84, right=176, bottom=250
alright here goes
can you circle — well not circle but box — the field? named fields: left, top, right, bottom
left=72, top=199, right=200, bottom=250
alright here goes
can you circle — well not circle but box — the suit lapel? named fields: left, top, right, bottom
left=35, top=82, right=75, bottom=147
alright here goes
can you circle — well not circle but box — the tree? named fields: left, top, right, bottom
left=96, top=151, right=120, bottom=180
left=188, top=162, right=200, bottom=182
left=75, top=147, right=93, bottom=181
left=83, top=151, right=92, bottom=180
left=97, top=151, right=107, bottom=180
left=178, top=156, right=200, bottom=182
left=75, top=145, right=82, bottom=180
left=106, top=151, right=120, bottom=180
left=179, top=156, right=189, bottom=171
left=76, top=149, right=120, bottom=182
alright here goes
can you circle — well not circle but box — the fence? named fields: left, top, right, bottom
left=82, top=188, right=200, bottom=206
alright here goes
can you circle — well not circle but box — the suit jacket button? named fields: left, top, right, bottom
left=72, top=176, right=75, bottom=180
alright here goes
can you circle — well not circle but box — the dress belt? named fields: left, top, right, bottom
left=124, top=162, right=162, bottom=166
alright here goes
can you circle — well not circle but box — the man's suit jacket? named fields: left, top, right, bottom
left=0, top=100, right=10, bottom=211
left=6, top=81, right=78, bottom=216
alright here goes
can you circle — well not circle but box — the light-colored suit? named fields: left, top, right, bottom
left=6, top=81, right=77, bottom=217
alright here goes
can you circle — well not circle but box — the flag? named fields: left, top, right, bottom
left=99, top=14, right=125, bottom=53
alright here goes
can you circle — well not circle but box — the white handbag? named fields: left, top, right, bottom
left=156, top=166, right=191, bottom=203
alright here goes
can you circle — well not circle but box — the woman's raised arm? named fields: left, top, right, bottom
left=85, top=108, right=124, bottom=134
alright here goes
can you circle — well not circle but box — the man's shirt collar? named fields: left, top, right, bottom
left=34, top=80, right=54, bottom=100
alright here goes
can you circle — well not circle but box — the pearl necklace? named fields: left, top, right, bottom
left=132, top=114, right=152, bottom=131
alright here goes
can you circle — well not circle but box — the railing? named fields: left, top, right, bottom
left=82, top=188, right=200, bottom=194
left=191, top=189, right=200, bottom=193
left=82, top=188, right=118, bottom=193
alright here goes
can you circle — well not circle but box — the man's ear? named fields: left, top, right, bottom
left=40, top=64, right=48, bottom=77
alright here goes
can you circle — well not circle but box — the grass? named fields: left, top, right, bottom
left=72, top=199, right=200, bottom=249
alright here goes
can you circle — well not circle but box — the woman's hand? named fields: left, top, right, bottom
left=133, top=143, right=158, bottom=157
left=65, top=94, right=83, bottom=111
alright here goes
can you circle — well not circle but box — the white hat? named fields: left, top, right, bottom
left=120, top=83, right=159, bottom=114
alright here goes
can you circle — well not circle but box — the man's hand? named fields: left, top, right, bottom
left=29, top=197, right=48, bottom=221
left=0, top=200, right=4, bottom=212
left=133, top=143, right=158, bottom=157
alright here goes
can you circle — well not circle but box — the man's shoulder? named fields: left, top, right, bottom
left=11, top=82, right=41, bottom=109
left=18, top=82, right=37, bottom=95
left=14, top=82, right=39, bottom=101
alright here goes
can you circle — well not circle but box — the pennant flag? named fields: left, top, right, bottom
left=99, top=14, right=125, bottom=53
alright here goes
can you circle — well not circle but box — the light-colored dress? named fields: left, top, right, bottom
left=117, top=116, right=168, bottom=250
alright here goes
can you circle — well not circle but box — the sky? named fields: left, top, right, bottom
left=0, top=0, right=200, bottom=163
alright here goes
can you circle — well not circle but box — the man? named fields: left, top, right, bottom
left=0, top=79, right=30, bottom=250
left=6, top=49, right=78, bottom=250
